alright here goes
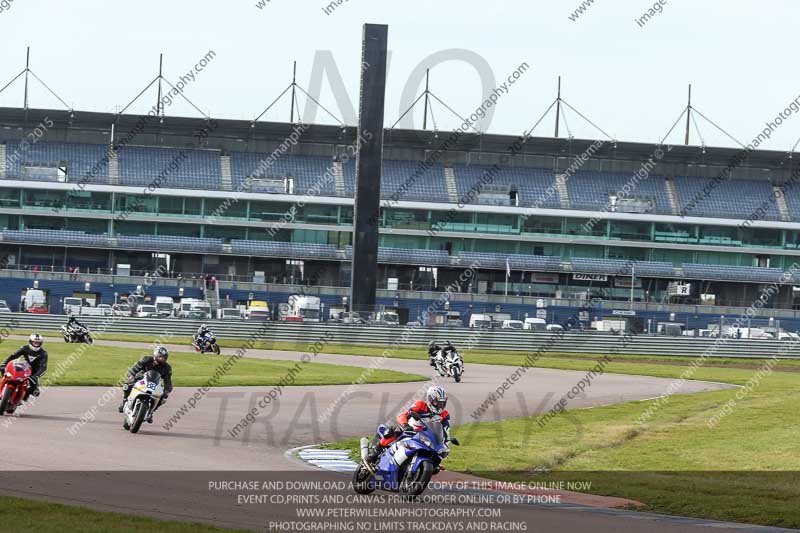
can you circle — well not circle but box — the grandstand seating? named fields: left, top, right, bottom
left=567, top=171, right=672, bottom=214
left=682, top=263, right=788, bottom=283
left=117, top=146, right=222, bottom=189
left=457, top=251, right=562, bottom=271
left=452, top=165, right=559, bottom=207
left=229, top=153, right=336, bottom=196
left=115, top=235, right=223, bottom=253
left=230, top=240, right=338, bottom=259
left=3, top=141, right=110, bottom=184
left=343, top=245, right=452, bottom=266
left=1, top=229, right=110, bottom=246
left=673, top=177, right=780, bottom=220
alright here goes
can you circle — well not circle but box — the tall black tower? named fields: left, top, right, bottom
left=350, top=24, right=388, bottom=313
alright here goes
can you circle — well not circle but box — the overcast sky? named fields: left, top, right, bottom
left=1, top=0, right=798, bottom=151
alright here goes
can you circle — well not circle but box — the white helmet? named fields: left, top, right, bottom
left=28, top=333, right=43, bottom=352
left=426, top=386, right=448, bottom=414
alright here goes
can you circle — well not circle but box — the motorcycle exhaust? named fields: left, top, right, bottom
left=360, top=437, right=370, bottom=461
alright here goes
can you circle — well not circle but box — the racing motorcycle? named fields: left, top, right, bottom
left=434, top=348, right=464, bottom=383
left=121, top=370, right=164, bottom=433
left=352, top=415, right=460, bottom=497
left=193, top=332, right=220, bottom=355
left=61, top=323, right=94, bottom=344
left=0, top=359, right=32, bottom=416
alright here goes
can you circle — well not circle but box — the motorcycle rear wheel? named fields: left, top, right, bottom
left=0, top=386, right=13, bottom=415
left=352, top=463, right=376, bottom=495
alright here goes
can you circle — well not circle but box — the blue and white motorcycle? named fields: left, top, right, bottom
left=352, top=416, right=460, bottom=497
left=193, top=332, right=220, bottom=355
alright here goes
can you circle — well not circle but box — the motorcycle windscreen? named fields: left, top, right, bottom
left=13, top=361, right=31, bottom=373
left=426, top=420, right=445, bottom=447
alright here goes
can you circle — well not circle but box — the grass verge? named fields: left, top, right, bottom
left=0, top=495, right=252, bottom=533
left=323, top=357, right=800, bottom=529
left=24, top=344, right=426, bottom=387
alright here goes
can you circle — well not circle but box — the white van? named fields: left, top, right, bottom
left=523, top=317, right=547, bottom=331
left=546, top=324, right=564, bottom=332
left=63, top=297, right=83, bottom=315
left=136, top=304, right=159, bottom=318
left=501, top=320, right=524, bottom=330
left=469, top=313, right=492, bottom=329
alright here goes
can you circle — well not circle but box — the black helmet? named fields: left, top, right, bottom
left=153, top=345, right=169, bottom=364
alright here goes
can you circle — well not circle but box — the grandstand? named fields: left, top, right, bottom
left=2, top=105, right=800, bottom=325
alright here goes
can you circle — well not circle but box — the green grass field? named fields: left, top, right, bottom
left=27, top=344, right=425, bottom=387
left=322, top=356, right=800, bottom=529
left=0, top=495, right=253, bottom=533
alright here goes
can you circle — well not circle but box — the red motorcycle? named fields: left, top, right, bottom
left=0, top=359, right=32, bottom=415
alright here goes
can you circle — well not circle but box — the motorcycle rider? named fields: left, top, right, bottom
left=2, top=333, right=48, bottom=403
left=118, top=346, right=173, bottom=423
left=365, top=386, right=451, bottom=465
left=66, top=315, right=88, bottom=339
left=194, top=324, right=211, bottom=346
left=427, top=340, right=442, bottom=367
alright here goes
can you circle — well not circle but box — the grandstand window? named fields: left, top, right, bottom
left=740, top=227, right=781, bottom=247
left=699, top=225, right=739, bottom=246
left=339, top=206, right=354, bottom=225
left=654, top=223, right=696, bottom=244
left=184, top=198, right=202, bottom=216
left=387, top=209, right=428, bottom=230
left=0, top=214, right=19, bottom=230
left=116, top=221, right=155, bottom=236
left=204, top=225, right=244, bottom=241
left=609, top=221, right=651, bottom=241
left=65, top=191, right=110, bottom=212
left=292, top=228, right=331, bottom=245
left=0, top=189, right=20, bottom=208
left=205, top=198, right=246, bottom=219
left=23, top=217, right=64, bottom=231
left=115, top=194, right=156, bottom=214
left=157, top=223, right=201, bottom=238
left=159, top=196, right=185, bottom=216
left=564, top=218, right=604, bottom=237
left=65, top=218, right=108, bottom=235
left=296, top=204, right=338, bottom=225
left=23, top=189, right=65, bottom=210
left=474, top=213, right=515, bottom=234
left=522, top=216, right=561, bottom=235
left=250, top=201, right=293, bottom=222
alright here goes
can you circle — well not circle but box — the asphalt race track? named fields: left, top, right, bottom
left=1, top=340, right=781, bottom=532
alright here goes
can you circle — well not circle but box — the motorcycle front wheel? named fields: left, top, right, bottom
left=399, top=460, right=433, bottom=497
left=453, top=366, right=462, bottom=383
left=213, top=344, right=220, bottom=355
left=352, top=463, right=376, bottom=495
left=85, top=334, right=94, bottom=345
left=129, top=400, right=149, bottom=433
left=0, top=385, right=13, bottom=415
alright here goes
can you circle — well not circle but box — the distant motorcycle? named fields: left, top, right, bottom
left=0, top=359, right=32, bottom=416
left=353, top=416, right=460, bottom=497
left=193, top=332, right=220, bottom=355
left=434, top=348, right=464, bottom=383
left=61, top=324, right=94, bottom=344
left=121, top=370, right=164, bottom=433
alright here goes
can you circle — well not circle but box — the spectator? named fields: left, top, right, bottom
left=210, top=275, right=217, bottom=289
left=736, top=328, right=742, bottom=339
